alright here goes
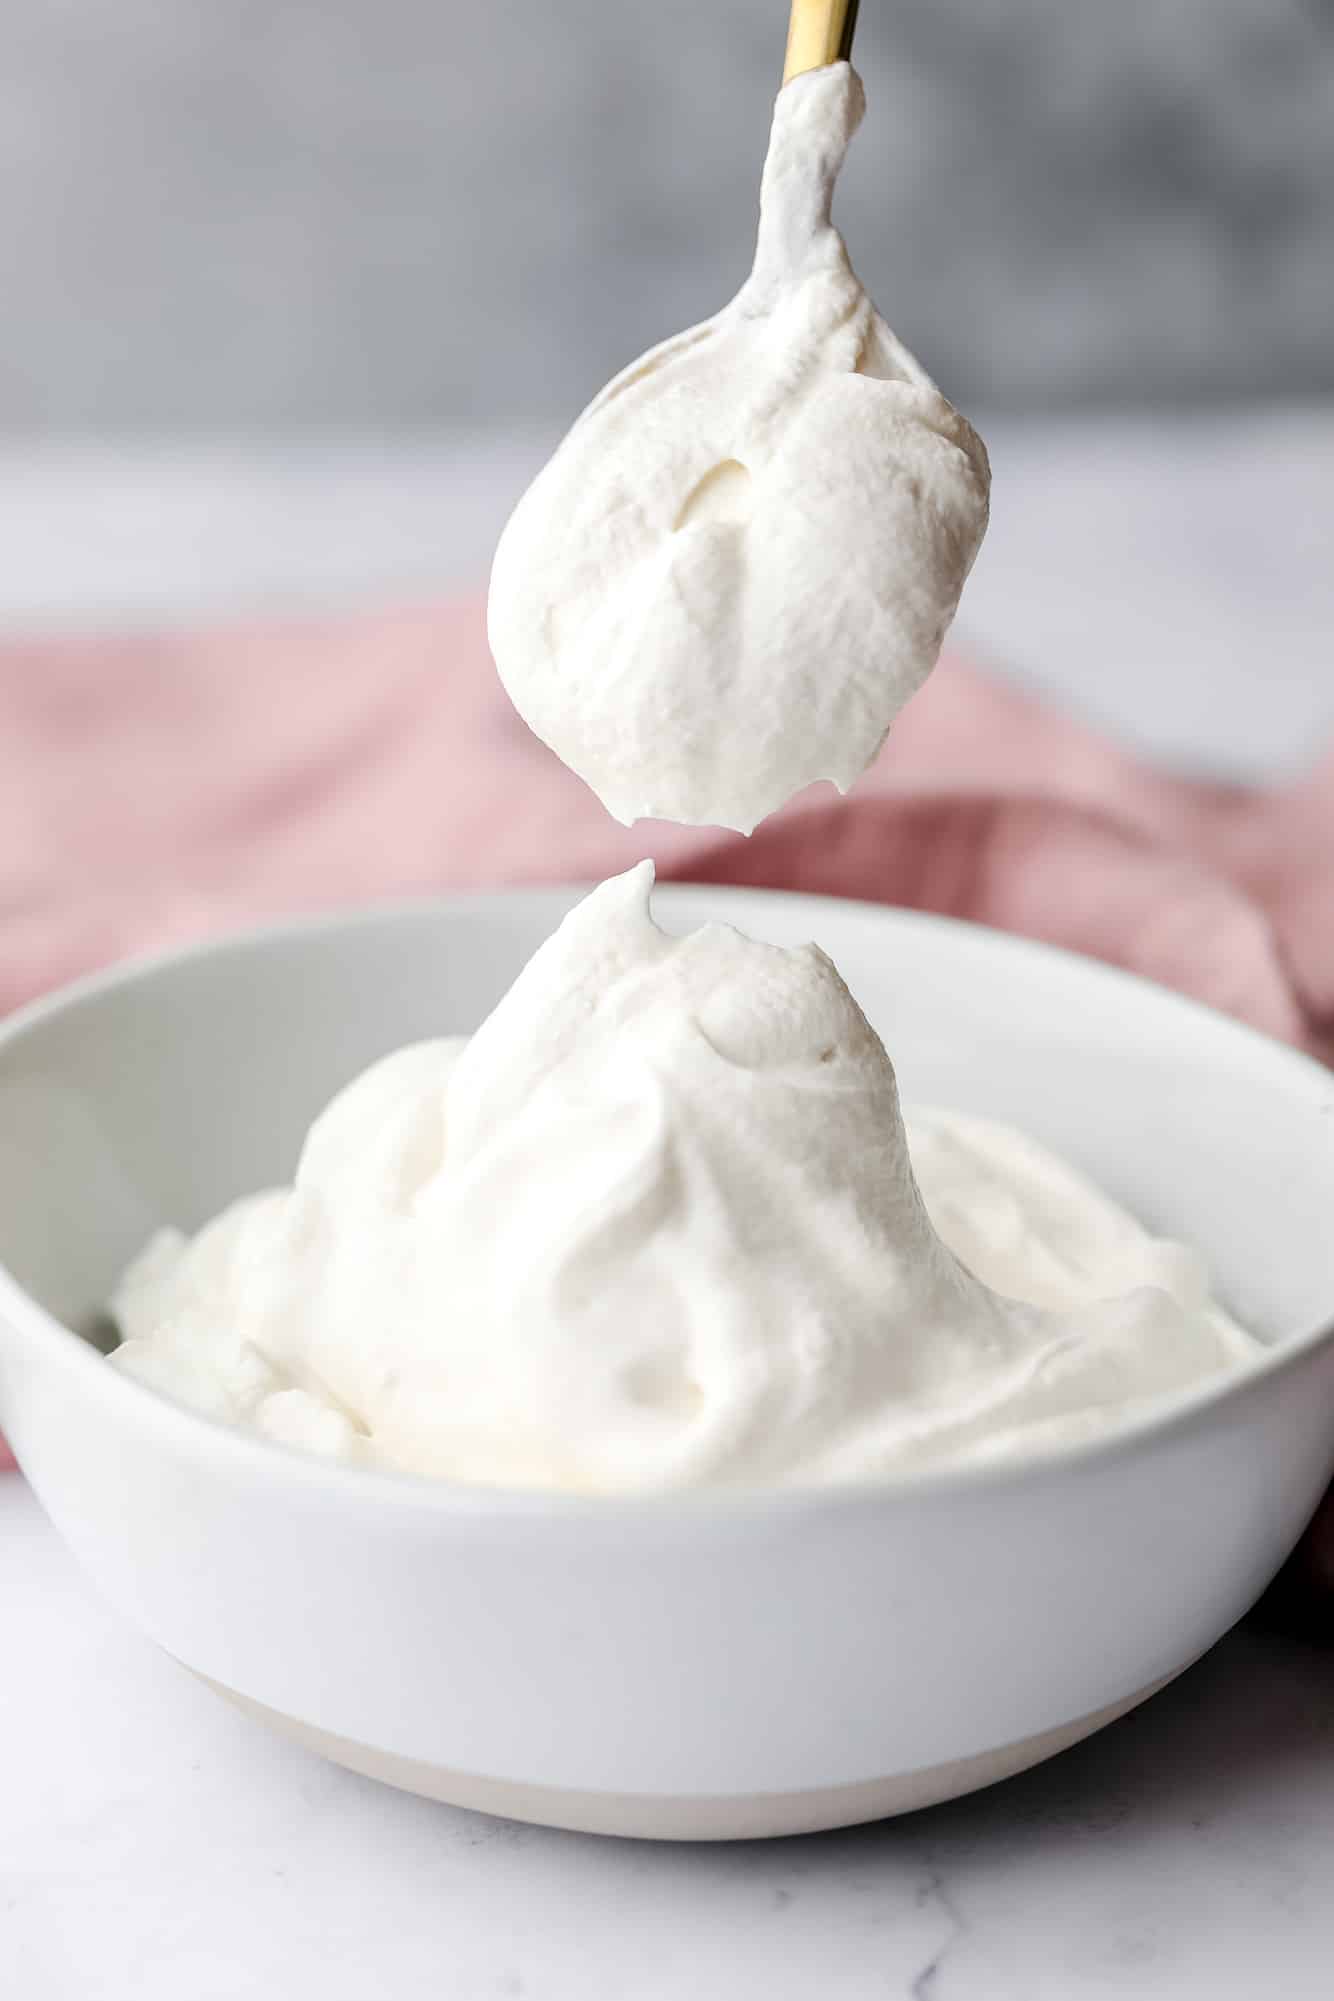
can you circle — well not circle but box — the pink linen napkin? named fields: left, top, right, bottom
left=2, top=598, right=1331, bottom=1612
left=4, top=597, right=1330, bottom=1053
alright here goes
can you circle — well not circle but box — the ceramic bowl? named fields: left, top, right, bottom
left=2, top=887, right=1332, bottom=1840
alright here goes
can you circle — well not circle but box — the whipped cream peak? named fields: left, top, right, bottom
left=488, top=64, right=990, bottom=834
left=747, top=61, right=869, bottom=304
left=112, top=870, right=1251, bottom=1491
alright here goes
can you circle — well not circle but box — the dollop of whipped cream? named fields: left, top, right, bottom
left=111, top=867, right=1252, bottom=1490
left=488, top=63, right=990, bottom=833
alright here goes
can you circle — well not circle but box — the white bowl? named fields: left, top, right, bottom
left=2, top=887, right=1333, bottom=1842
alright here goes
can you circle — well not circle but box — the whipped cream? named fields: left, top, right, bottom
left=488, top=63, right=990, bottom=833
left=110, top=868, right=1252, bottom=1489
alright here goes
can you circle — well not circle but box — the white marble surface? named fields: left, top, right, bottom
left=2, top=409, right=1332, bottom=783
left=4, top=409, right=1334, bottom=1996
left=3, top=1477, right=1333, bottom=2000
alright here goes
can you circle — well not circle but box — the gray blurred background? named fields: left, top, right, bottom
left=3, top=0, right=1331, bottom=773
left=5, top=0, right=1334, bottom=433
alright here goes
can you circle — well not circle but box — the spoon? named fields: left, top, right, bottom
left=783, top=0, right=860, bottom=84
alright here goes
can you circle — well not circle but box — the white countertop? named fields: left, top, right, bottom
left=4, top=410, right=1333, bottom=1997
left=2, top=408, right=1333, bottom=779
left=5, top=1476, right=1333, bottom=2000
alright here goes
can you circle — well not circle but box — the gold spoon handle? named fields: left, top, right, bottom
left=782, top=0, right=860, bottom=83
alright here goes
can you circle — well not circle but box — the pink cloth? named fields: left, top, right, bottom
left=4, top=598, right=1331, bottom=1055
left=3, top=601, right=1332, bottom=1607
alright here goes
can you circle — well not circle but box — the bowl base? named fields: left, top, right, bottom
left=190, top=1667, right=1174, bottom=1841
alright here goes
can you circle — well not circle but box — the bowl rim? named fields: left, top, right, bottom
left=2, top=880, right=1332, bottom=1522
